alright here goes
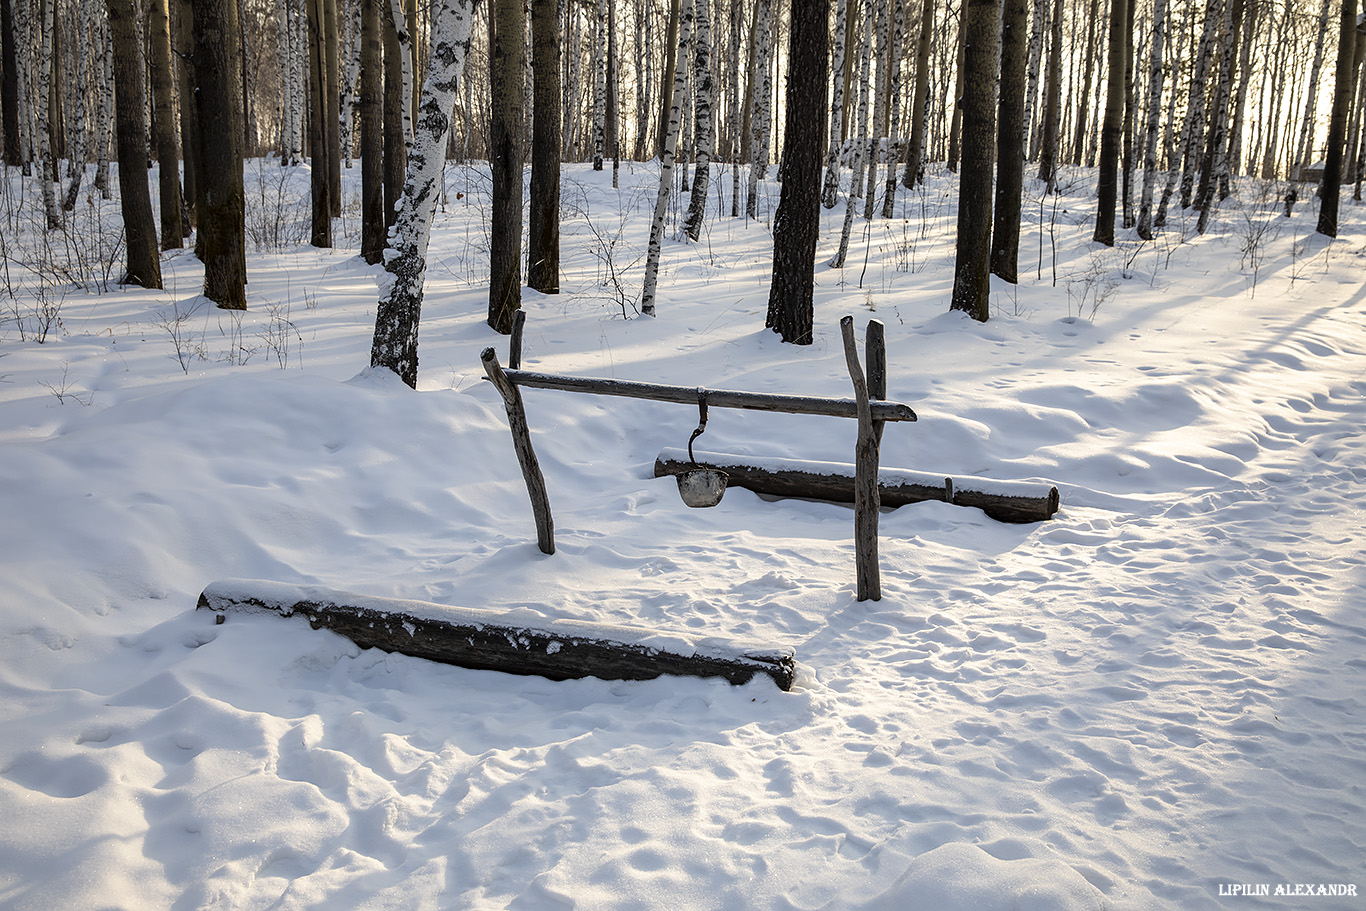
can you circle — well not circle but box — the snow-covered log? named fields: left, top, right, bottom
left=654, top=448, right=1061, bottom=524
left=197, top=579, right=797, bottom=691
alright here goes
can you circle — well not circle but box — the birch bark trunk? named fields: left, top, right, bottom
left=368, top=0, right=479, bottom=386
left=640, top=0, right=697, bottom=315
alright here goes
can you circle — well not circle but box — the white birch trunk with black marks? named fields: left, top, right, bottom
left=591, top=0, right=606, bottom=168
left=1023, top=0, right=1049, bottom=158
left=62, top=0, right=93, bottom=211
left=368, top=0, right=479, bottom=388
left=821, top=0, right=850, bottom=208
left=93, top=3, right=112, bottom=195
left=1155, top=0, right=1195, bottom=224
left=880, top=0, right=905, bottom=218
left=36, top=0, right=60, bottom=228
left=728, top=0, right=741, bottom=216
left=683, top=0, right=712, bottom=239
left=829, top=4, right=872, bottom=268
left=1137, top=0, right=1166, bottom=238
left=389, top=0, right=414, bottom=150
left=1289, top=0, right=1333, bottom=191
left=640, top=0, right=696, bottom=315
left=341, top=0, right=362, bottom=165
left=744, top=0, right=772, bottom=219
left=1177, top=0, right=1222, bottom=209
left=863, top=0, right=889, bottom=219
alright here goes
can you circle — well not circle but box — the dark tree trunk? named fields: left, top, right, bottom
left=382, top=6, right=405, bottom=230
left=901, top=0, right=934, bottom=187
left=307, top=0, right=332, bottom=247
left=1038, top=0, right=1063, bottom=189
left=990, top=0, right=1028, bottom=282
left=950, top=0, right=1000, bottom=322
left=1317, top=0, right=1358, bottom=236
left=528, top=0, right=561, bottom=293
left=148, top=0, right=183, bottom=249
left=488, top=0, right=525, bottom=333
left=765, top=0, right=828, bottom=345
left=1093, top=0, right=1128, bottom=246
left=947, top=19, right=968, bottom=171
left=107, top=0, right=163, bottom=288
left=323, top=0, right=342, bottom=215
left=360, top=0, right=385, bottom=263
left=1, top=0, right=20, bottom=165
left=193, top=0, right=248, bottom=309
left=172, top=0, right=198, bottom=230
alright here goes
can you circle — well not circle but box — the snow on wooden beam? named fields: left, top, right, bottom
left=654, top=448, right=1061, bottom=524
left=197, top=579, right=797, bottom=691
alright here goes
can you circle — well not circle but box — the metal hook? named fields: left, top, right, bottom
left=687, top=387, right=708, bottom=466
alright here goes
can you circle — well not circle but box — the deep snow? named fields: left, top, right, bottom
left=0, top=159, right=1363, bottom=910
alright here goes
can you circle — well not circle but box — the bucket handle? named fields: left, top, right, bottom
left=687, top=388, right=708, bottom=466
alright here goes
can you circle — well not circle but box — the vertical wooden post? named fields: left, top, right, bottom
left=481, top=347, right=555, bottom=554
left=866, top=318, right=886, bottom=445
left=510, top=308, right=526, bottom=369
left=840, top=316, right=881, bottom=601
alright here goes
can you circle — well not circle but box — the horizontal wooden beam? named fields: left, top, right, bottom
left=197, top=579, right=797, bottom=691
left=655, top=448, right=1061, bottom=523
left=484, top=357, right=918, bottom=423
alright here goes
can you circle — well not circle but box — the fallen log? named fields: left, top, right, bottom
left=197, top=579, right=796, bottom=691
left=654, top=448, right=1060, bottom=524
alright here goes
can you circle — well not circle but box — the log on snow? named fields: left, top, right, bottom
left=197, top=579, right=796, bottom=691
left=654, top=448, right=1061, bottom=523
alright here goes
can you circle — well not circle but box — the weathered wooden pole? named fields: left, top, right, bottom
left=481, top=347, right=555, bottom=554
left=841, top=316, right=881, bottom=601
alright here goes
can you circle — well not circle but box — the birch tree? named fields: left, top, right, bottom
left=1287, top=0, right=1332, bottom=215
left=369, top=0, right=479, bottom=386
left=829, top=4, right=872, bottom=269
left=745, top=0, right=772, bottom=218
left=35, top=0, right=61, bottom=228
left=683, top=0, right=713, bottom=240
left=1037, top=0, right=1063, bottom=189
left=1137, top=0, right=1167, bottom=238
left=821, top=0, right=850, bottom=207
left=592, top=0, right=607, bottom=168
left=640, top=0, right=697, bottom=316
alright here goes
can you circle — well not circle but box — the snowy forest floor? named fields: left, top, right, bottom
left=0, top=159, right=1363, bottom=911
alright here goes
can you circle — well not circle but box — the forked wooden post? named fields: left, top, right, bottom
left=481, top=347, right=555, bottom=554
left=841, top=316, right=882, bottom=602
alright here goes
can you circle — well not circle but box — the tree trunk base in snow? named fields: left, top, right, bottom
left=654, top=449, right=1061, bottom=524
left=198, top=579, right=797, bottom=691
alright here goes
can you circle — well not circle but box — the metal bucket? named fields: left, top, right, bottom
left=676, top=466, right=728, bottom=508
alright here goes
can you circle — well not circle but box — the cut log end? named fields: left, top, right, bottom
left=197, top=580, right=796, bottom=691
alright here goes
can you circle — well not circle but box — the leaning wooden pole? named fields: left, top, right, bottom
left=841, top=316, right=881, bottom=601
left=481, top=347, right=555, bottom=554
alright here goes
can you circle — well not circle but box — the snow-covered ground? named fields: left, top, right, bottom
left=0, top=160, right=1363, bottom=910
